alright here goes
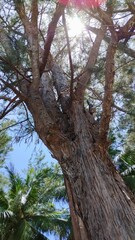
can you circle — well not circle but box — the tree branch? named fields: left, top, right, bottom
left=99, top=38, right=118, bottom=149
left=62, top=12, right=74, bottom=100
left=14, top=0, right=40, bottom=90
left=75, top=25, right=106, bottom=102
left=88, top=87, right=133, bottom=115
left=0, top=78, right=26, bottom=100
left=86, top=26, right=135, bottom=58
left=39, top=3, right=66, bottom=76
left=0, top=119, right=28, bottom=132
left=0, top=99, right=22, bottom=119
left=117, top=15, right=135, bottom=41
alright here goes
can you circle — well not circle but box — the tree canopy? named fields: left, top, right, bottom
left=0, top=161, right=71, bottom=240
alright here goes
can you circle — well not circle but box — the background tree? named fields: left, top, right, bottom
left=0, top=0, right=135, bottom=239
left=0, top=161, right=71, bottom=240
left=0, top=121, right=13, bottom=188
left=0, top=122, right=12, bottom=167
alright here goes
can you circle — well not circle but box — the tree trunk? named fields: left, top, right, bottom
left=26, top=96, right=135, bottom=240
left=65, top=178, right=89, bottom=240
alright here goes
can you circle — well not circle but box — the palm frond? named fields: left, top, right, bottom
left=5, top=165, right=24, bottom=198
left=0, top=210, right=14, bottom=221
left=0, top=189, right=8, bottom=211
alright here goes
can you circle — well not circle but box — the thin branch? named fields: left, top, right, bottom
left=96, top=8, right=116, bottom=39
left=0, top=96, right=12, bottom=101
left=0, top=119, right=28, bottom=132
left=0, top=95, right=18, bottom=114
left=14, top=0, right=40, bottom=90
left=113, top=8, right=130, bottom=13
left=117, top=15, right=135, bottom=41
left=0, top=56, right=31, bottom=82
left=62, top=12, right=74, bottom=100
left=0, top=78, right=26, bottom=100
left=39, top=3, right=66, bottom=76
left=115, top=58, right=135, bottom=72
left=0, top=99, right=22, bottom=119
left=88, top=87, right=133, bottom=115
left=13, top=0, right=30, bottom=27
left=86, top=25, right=135, bottom=58
left=22, top=102, right=34, bottom=129
left=54, top=43, right=68, bottom=60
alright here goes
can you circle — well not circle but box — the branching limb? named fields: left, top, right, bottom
left=14, top=0, right=40, bottom=90
left=117, top=15, right=135, bottom=42
left=75, top=25, right=106, bottom=102
left=99, top=38, right=118, bottom=149
left=86, top=26, right=135, bottom=58
left=39, top=3, right=66, bottom=76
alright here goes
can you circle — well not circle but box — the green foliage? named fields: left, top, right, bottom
left=117, top=147, right=135, bottom=194
left=0, top=162, right=71, bottom=240
left=0, top=122, right=13, bottom=167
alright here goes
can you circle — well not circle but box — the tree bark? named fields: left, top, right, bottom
left=65, top=178, right=89, bottom=240
left=26, top=95, right=135, bottom=240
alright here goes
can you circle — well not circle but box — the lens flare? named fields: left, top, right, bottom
left=59, top=0, right=106, bottom=8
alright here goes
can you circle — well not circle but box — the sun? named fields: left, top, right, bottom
left=67, top=15, right=84, bottom=37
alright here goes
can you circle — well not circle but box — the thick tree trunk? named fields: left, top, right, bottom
left=27, top=96, right=135, bottom=240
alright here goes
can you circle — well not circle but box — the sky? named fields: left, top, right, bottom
left=6, top=137, right=56, bottom=174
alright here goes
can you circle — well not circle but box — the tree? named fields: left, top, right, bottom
left=0, top=121, right=13, bottom=188
left=0, top=0, right=135, bottom=239
left=0, top=162, right=71, bottom=240
left=0, top=122, right=12, bottom=167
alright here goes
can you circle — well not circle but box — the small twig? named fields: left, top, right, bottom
left=0, top=119, right=28, bottom=132
left=0, top=95, right=18, bottom=114
left=0, top=78, right=26, bottom=100
left=0, top=100, right=22, bottom=119
left=0, top=56, right=31, bottom=82
left=0, top=95, right=12, bottom=101
left=115, top=58, right=135, bottom=72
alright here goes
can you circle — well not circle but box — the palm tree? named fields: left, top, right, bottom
left=0, top=163, right=71, bottom=240
left=118, top=148, right=135, bottom=194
